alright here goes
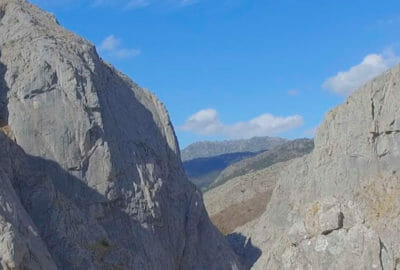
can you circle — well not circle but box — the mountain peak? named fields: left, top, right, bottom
left=0, top=1, right=242, bottom=269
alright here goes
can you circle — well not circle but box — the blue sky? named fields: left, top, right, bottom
left=31, top=0, right=400, bottom=148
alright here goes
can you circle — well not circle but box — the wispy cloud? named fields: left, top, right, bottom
left=179, top=0, right=199, bottom=6
left=323, top=50, right=399, bottom=96
left=377, top=14, right=400, bottom=26
left=30, top=0, right=79, bottom=8
left=92, top=0, right=197, bottom=9
left=33, top=0, right=199, bottom=10
left=126, top=0, right=151, bottom=9
left=98, top=35, right=140, bottom=60
left=287, top=89, right=299, bottom=96
left=179, top=109, right=304, bottom=139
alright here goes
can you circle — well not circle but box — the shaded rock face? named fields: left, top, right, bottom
left=0, top=134, right=56, bottom=270
left=237, top=65, right=400, bottom=269
left=0, top=0, right=242, bottom=269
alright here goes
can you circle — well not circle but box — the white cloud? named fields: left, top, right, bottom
left=179, top=0, right=198, bottom=6
left=180, top=109, right=304, bottom=139
left=98, top=35, right=140, bottom=60
left=126, top=0, right=151, bottom=9
left=98, top=35, right=120, bottom=51
left=34, top=0, right=198, bottom=10
left=323, top=51, right=399, bottom=96
left=287, top=89, right=299, bottom=96
left=377, top=14, right=400, bottom=26
left=91, top=0, right=197, bottom=9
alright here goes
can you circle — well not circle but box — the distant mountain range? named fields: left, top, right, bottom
left=181, top=136, right=286, bottom=161
left=182, top=136, right=313, bottom=191
left=183, top=151, right=260, bottom=190
left=210, top=138, right=314, bottom=189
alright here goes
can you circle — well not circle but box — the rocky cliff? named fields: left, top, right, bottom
left=0, top=0, right=242, bottom=269
left=235, top=64, right=400, bottom=269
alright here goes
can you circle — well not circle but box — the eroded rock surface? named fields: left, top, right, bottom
left=0, top=0, right=242, bottom=269
left=236, top=64, right=400, bottom=269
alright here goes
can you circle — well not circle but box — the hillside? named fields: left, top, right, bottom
left=0, top=1, right=242, bottom=269
left=203, top=139, right=313, bottom=235
left=183, top=151, right=259, bottom=190
left=182, top=136, right=288, bottom=190
left=204, top=160, right=291, bottom=235
left=181, top=136, right=286, bottom=161
left=210, top=138, right=314, bottom=189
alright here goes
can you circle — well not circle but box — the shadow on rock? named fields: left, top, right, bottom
left=0, top=50, right=8, bottom=127
left=227, top=232, right=262, bottom=269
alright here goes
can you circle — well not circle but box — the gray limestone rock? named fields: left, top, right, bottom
left=236, top=63, right=400, bottom=269
left=0, top=0, right=242, bottom=269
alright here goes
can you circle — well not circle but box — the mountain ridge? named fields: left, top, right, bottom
left=181, top=136, right=286, bottom=161
left=210, top=138, right=314, bottom=189
left=0, top=0, right=242, bottom=269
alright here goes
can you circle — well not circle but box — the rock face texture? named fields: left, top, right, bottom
left=236, top=64, right=400, bottom=269
left=0, top=0, right=242, bottom=269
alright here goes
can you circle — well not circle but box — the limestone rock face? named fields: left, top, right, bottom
left=0, top=0, right=242, bottom=269
left=237, top=64, right=400, bottom=269
left=0, top=133, right=57, bottom=270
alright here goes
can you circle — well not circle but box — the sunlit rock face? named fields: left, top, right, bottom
left=0, top=0, right=243, bottom=269
left=236, top=63, right=400, bottom=269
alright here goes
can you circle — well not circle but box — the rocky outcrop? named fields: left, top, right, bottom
left=0, top=0, right=242, bottom=269
left=236, top=64, right=400, bottom=269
